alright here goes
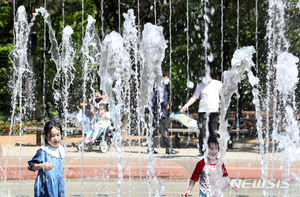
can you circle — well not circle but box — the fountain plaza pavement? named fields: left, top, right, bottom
left=1, top=133, right=300, bottom=197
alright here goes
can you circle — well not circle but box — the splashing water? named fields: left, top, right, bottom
left=272, top=52, right=300, bottom=196
left=274, top=52, right=299, bottom=94
left=5, top=2, right=300, bottom=197
left=212, top=46, right=256, bottom=196
left=98, top=11, right=168, bottom=197
left=79, top=14, right=102, bottom=195
left=186, top=80, right=194, bottom=89
left=3, top=6, right=33, bottom=194
left=100, top=30, right=130, bottom=196
left=140, top=22, right=167, bottom=197
left=3, top=6, right=171, bottom=196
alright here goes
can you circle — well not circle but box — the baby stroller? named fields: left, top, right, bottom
left=76, top=126, right=114, bottom=153
left=75, top=106, right=114, bottom=153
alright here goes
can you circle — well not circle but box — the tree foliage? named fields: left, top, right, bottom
left=0, top=0, right=299, bottom=122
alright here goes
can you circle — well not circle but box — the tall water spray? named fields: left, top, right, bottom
left=272, top=52, right=300, bottom=196
left=34, top=8, right=76, bottom=133
left=3, top=6, right=33, bottom=194
left=140, top=23, right=167, bottom=197
left=210, top=46, right=256, bottom=196
left=4, top=1, right=300, bottom=197
left=99, top=10, right=167, bottom=196
left=261, top=0, right=298, bottom=196
left=79, top=15, right=102, bottom=196
left=3, top=5, right=170, bottom=196
left=100, top=30, right=130, bottom=196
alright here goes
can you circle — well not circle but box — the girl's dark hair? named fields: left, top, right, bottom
left=95, top=90, right=104, bottom=95
left=44, top=120, right=63, bottom=143
left=207, top=136, right=219, bottom=150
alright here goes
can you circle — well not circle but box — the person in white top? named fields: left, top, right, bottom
left=181, top=69, right=222, bottom=158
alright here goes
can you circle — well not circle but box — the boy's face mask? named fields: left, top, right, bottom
left=200, top=76, right=209, bottom=84
left=163, top=78, right=170, bottom=85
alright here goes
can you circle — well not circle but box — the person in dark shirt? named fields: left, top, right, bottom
left=150, top=71, right=179, bottom=155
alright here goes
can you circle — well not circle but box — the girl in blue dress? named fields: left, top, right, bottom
left=28, top=120, right=66, bottom=197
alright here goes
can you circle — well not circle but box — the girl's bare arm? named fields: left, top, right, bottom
left=184, top=179, right=196, bottom=197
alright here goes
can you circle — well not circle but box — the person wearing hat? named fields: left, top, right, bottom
left=181, top=69, right=222, bottom=159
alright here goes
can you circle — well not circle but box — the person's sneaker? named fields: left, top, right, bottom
left=147, top=149, right=158, bottom=154
left=195, top=153, right=204, bottom=159
left=166, top=149, right=179, bottom=154
left=84, top=138, right=90, bottom=144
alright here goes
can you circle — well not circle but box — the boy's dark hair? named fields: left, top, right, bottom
left=207, top=136, right=219, bottom=150
left=44, top=120, right=63, bottom=143
left=162, top=70, right=169, bottom=78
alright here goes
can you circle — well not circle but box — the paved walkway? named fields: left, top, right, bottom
left=0, top=134, right=299, bottom=181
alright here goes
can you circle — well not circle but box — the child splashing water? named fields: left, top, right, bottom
left=184, top=136, right=238, bottom=197
left=85, top=102, right=110, bottom=144
left=28, top=120, right=66, bottom=197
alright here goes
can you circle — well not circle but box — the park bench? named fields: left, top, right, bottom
left=169, top=128, right=198, bottom=148
left=22, top=127, right=144, bottom=147
left=23, top=127, right=81, bottom=146
left=227, top=128, right=251, bottom=149
left=169, top=128, right=251, bottom=149
left=22, top=126, right=251, bottom=148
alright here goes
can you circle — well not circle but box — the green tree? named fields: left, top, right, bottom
left=0, top=0, right=299, bottom=124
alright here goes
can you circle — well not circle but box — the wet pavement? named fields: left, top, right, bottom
left=2, top=178, right=300, bottom=197
left=0, top=134, right=299, bottom=196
